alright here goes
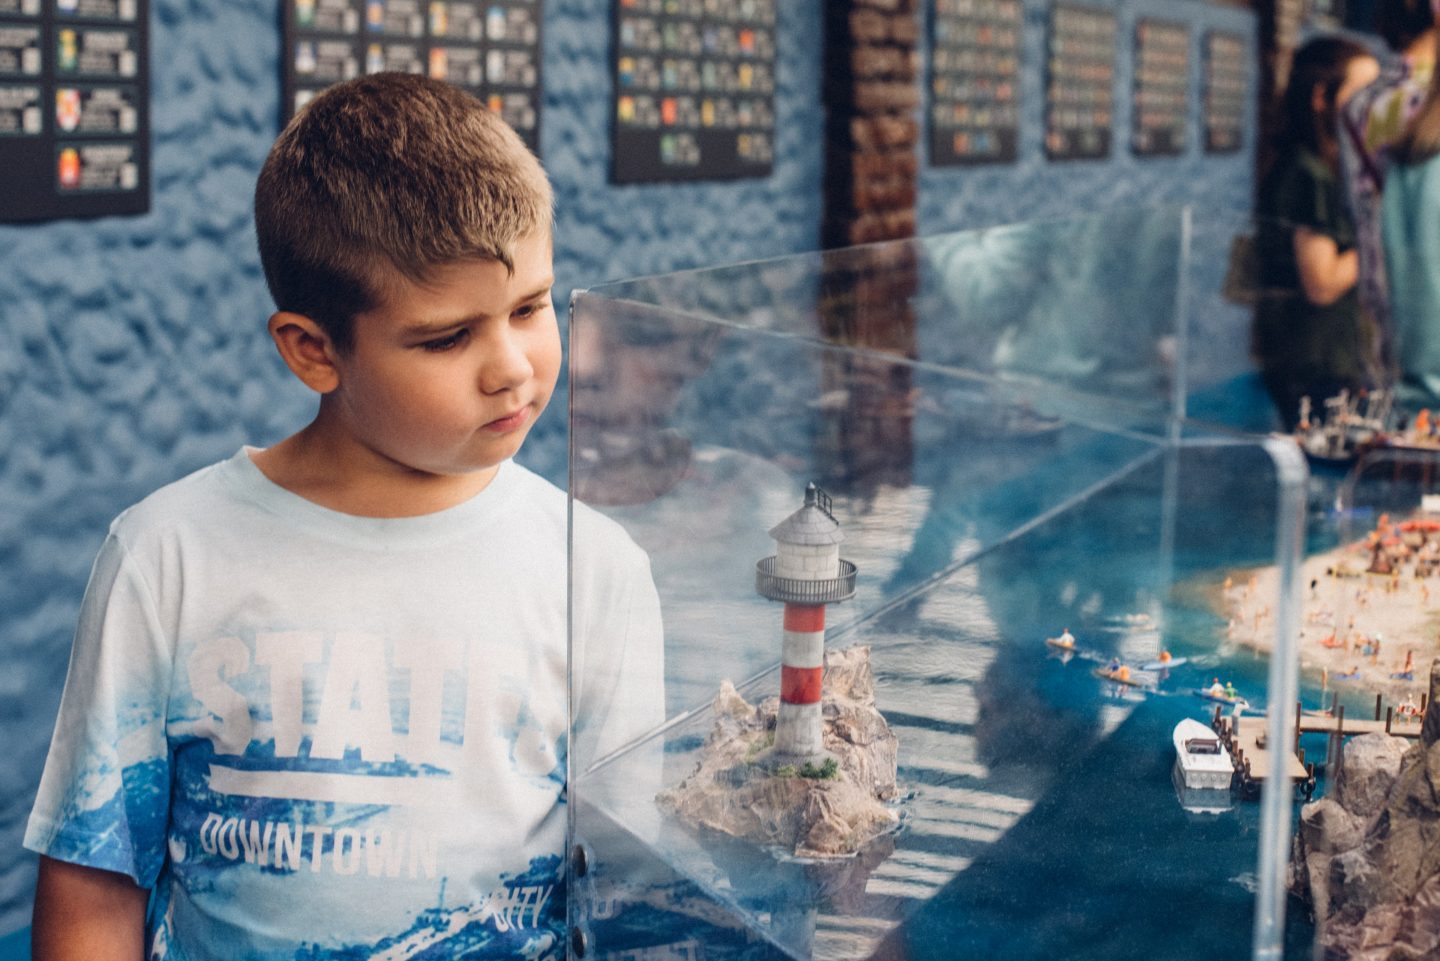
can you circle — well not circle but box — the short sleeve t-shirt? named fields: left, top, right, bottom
left=1254, top=148, right=1369, bottom=385
left=25, top=449, right=663, bottom=960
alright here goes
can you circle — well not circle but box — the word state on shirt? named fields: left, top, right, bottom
left=184, top=628, right=565, bottom=807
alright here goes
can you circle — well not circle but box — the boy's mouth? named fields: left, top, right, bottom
left=484, top=407, right=529, bottom=432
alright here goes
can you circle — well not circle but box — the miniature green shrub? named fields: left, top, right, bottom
left=799, top=758, right=839, bottom=780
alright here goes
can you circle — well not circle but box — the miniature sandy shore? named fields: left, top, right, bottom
left=1221, top=520, right=1440, bottom=704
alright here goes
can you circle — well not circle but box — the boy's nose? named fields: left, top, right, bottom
left=478, top=330, right=534, bottom=394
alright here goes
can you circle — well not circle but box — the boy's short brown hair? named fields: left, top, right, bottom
left=255, top=73, right=552, bottom=351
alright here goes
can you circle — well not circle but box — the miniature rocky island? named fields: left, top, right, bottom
left=1291, top=658, right=1440, bottom=960
left=656, top=484, right=901, bottom=859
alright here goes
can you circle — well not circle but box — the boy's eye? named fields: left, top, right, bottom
left=515, top=299, right=550, bottom=320
left=421, top=330, right=468, bottom=352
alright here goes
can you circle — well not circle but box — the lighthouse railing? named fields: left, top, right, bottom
left=754, top=557, right=858, bottom=604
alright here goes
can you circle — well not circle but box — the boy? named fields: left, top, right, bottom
left=25, top=73, right=662, bottom=960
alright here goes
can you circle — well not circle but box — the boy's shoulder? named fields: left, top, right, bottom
left=108, top=450, right=249, bottom=544
left=506, top=461, right=641, bottom=543
left=107, top=452, right=647, bottom=571
left=508, top=464, right=653, bottom=584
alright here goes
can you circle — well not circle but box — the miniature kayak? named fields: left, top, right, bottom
left=1196, top=687, right=1248, bottom=708
left=1141, top=656, right=1187, bottom=670
left=1094, top=667, right=1146, bottom=688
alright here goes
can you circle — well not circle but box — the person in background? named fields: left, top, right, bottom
left=1255, top=37, right=1381, bottom=429
left=1381, top=31, right=1440, bottom=413
left=1339, top=0, right=1436, bottom=374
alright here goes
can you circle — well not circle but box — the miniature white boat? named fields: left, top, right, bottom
left=1293, top=389, right=1393, bottom=464
left=1170, top=760, right=1233, bottom=815
left=1173, top=717, right=1234, bottom=791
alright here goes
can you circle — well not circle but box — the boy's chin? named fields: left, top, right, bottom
left=428, top=457, right=509, bottom=479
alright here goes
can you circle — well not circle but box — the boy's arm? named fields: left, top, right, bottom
left=33, top=856, right=148, bottom=961
left=571, top=516, right=666, bottom=768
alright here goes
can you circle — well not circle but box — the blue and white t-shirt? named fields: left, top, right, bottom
left=25, top=449, right=663, bottom=960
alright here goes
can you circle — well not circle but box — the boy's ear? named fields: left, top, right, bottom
left=268, top=311, right=342, bottom=394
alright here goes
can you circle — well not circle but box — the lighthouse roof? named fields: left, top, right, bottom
left=769, top=484, right=845, bottom=546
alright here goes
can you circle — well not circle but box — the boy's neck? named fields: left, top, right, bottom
left=250, top=420, right=500, bottom=518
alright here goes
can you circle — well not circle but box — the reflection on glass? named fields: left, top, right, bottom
left=567, top=207, right=1308, bottom=961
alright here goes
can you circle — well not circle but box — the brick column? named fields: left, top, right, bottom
left=823, top=0, right=922, bottom=249
left=816, top=1, right=920, bottom=493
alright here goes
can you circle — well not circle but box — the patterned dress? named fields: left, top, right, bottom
left=1338, top=52, right=1435, bottom=373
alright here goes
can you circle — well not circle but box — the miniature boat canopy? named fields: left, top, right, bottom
left=1184, top=735, right=1223, bottom=755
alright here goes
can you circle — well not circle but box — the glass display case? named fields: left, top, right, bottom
left=566, top=207, right=1310, bottom=961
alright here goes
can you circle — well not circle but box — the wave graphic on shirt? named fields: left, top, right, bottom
left=293, top=855, right=564, bottom=961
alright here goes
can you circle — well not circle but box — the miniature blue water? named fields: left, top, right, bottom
left=573, top=436, right=1340, bottom=961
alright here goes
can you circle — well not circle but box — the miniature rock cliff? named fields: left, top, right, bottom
left=656, top=645, right=900, bottom=859
left=1291, top=658, right=1440, bottom=960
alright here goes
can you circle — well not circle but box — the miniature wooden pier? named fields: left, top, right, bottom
left=1295, top=691, right=1428, bottom=740
left=1214, top=712, right=1313, bottom=798
left=1211, top=693, right=1427, bottom=798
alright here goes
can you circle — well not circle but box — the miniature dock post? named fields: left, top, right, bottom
left=1332, top=704, right=1347, bottom=772
left=755, top=483, right=858, bottom=764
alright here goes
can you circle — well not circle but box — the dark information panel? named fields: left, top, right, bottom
left=928, top=0, right=1022, bottom=166
left=611, top=0, right=776, bottom=184
left=282, top=0, right=542, bottom=153
left=1131, top=19, right=1187, bottom=156
left=0, top=0, right=149, bottom=223
left=1203, top=30, right=1244, bottom=153
left=1044, top=4, right=1115, bottom=160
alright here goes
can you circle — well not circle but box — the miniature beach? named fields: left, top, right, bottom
left=1221, top=516, right=1440, bottom=705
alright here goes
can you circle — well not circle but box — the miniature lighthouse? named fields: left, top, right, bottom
left=755, top=483, right=857, bottom=763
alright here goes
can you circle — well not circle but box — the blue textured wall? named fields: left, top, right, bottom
left=0, top=0, right=1257, bottom=944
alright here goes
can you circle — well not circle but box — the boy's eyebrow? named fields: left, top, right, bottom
left=518, top=278, right=555, bottom=303
left=401, top=278, right=555, bottom=335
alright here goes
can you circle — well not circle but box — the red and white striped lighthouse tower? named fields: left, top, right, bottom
left=755, top=483, right=857, bottom=763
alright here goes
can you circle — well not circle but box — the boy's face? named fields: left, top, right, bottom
left=327, top=231, right=558, bottom=482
